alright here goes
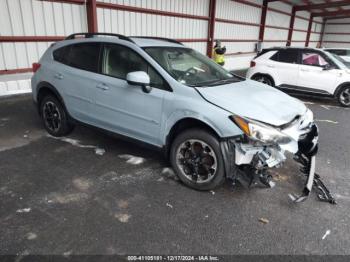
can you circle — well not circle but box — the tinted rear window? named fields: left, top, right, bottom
left=53, top=46, right=70, bottom=65
left=327, top=49, right=347, bottom=56
left=53, top=43, right=101, bottom=73
left=270, top=49, right=299, bottom=64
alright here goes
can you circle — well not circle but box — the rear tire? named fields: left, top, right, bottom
left=40, top=95, right=74, bottom=137
left=337, top=86, right=350, bottom=107
left=252, top=74, right=274, bottom=87
left=170, top=129, right=225, bottom=191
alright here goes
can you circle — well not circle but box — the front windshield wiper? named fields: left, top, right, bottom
left=188, top=77, right=242, bottom=87
left=203, top=77, right=241, bottom=87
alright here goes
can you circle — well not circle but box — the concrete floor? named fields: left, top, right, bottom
left=0, top=93, right=349, bottom=256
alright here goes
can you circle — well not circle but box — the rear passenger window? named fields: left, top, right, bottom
left=53, top=46, right=70, bottom=65
left=329, top=49, right=346, bottom=56
left=53, top=43, right=101, bottom=73
left=68, top=43, right=101, bottom=72
left=271, top=49, right=299, bottom=64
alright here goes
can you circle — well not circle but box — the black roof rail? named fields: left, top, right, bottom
left=130, top=36, right=184, bottom=46
left=65, top=33, right=135, bottom=43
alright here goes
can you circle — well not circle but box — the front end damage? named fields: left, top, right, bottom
left=221, top=112, right=336, bottom=204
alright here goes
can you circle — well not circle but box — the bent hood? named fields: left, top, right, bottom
left=196, top=79, right=307, bottom=126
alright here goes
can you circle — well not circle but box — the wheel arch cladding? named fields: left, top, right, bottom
left=36, top=82, right=67, bottom=116
left=164, top=117, right=221, bottom=158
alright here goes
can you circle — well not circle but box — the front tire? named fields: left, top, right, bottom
left=337, top=86, right=350, bottom=107
left=252, top=74, right=274, bottom=86
left=40, top=95, right=74, bottom=136
left=170, top=129, right=225, bottom=191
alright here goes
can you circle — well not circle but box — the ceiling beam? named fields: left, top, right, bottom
left=324, top=15, right=350, bottom=20
left=313, top=10, right=350, bottom=17
left=295, top=0, right=350, bottom=11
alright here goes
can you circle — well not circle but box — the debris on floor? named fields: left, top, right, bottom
left=161, top=167, right=179, bottom=181
left=72, top=178, right=93, bottom=192
left=95, top=148, right=106, bottom=156
left=320, top=105, right=331, bottom=110
left=118, top=154, right=145, bottom=165
left=315, top=119, right=338, bottom=124
left=258, top=218, right=269, bottom=224
left=48, top=135, right=106, bottom=155
left=166, top=203, right=173, bottom=209
left=26, top=232, right=37, bottom=240
left=16, top=208, right=31, bottom=213
left=322, top=230, right=331, bottom=240
left=210, top=190, right=215, bottom=195
left=114, top=213, right=131, bottom=223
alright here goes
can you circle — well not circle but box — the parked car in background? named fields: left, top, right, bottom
left=247, top=47, right=350, bottom=107
left=325, top=48, right=350, bottom=62
left=31, top=33, right=319, bottom=201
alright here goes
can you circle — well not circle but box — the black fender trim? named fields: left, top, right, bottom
left=36, top=81, right=73, bottom=122
left=220, top=137, right=239, bottom=180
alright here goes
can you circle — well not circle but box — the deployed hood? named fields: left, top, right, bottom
left=196, top=79, right=306, bottom=126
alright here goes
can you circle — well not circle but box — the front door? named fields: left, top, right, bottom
left=92, top=43, right=168, bottom=146
left=298, top=51, right=337, bottom=95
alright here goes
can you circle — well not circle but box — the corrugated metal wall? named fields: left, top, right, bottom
left=323, top=18, right=350, bottom=48
left=0, top=0, right=321, bottom=74
left=97, top=0, right=210, bottom=54
left=0, top=0, right=87, bottom=71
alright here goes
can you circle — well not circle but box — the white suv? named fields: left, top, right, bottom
left=246, top=47, right=350, bottom=107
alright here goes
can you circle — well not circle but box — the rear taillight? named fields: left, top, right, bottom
left=32, top=63, right=41, bottom=73
left=250, top=61, right=256, bottom=67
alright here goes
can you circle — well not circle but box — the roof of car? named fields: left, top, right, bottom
left=129, top=37, right=184, bottom=48
left=63, top=33, right=184, bottom=48
left=262, top=46, right=321, bottom=52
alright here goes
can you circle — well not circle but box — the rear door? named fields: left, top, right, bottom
left=269, top=49, right=300, bottom=87
left=52, top=42, right=102, bottom=122
left=297, top=50, right=338, bottom=95
left=91, top=43, right=168, bottom=146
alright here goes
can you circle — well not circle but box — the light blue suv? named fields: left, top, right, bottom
left=32, top=33, right=329, bottom=202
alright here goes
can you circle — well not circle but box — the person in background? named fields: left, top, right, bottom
left=213, top=40, right=226, bottom=66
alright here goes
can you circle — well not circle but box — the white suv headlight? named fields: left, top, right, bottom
left=231, top=116, right=292, bottom=144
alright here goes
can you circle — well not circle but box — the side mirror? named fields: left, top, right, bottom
left=126, top=71, right=152, bottom=93
left=322, top=64, right=334, bottom=71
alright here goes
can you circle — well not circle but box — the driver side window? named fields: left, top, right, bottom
left=102, top=44, right=166, bottom=89
left=302, top=52, right=329, bottom=67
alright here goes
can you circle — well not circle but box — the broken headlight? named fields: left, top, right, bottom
left=231, top=116, right=292, bottom=144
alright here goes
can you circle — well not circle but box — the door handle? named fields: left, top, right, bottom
left=96, top=83, right=109, bottom=91
left=54, top=73, right=63, bottom=80
left=300, top=68, right=310, bottom=72
left=267, top=65, right=275, bottom=68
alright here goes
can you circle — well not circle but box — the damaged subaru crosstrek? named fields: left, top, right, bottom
left=31, top=33, right=335, bottom=203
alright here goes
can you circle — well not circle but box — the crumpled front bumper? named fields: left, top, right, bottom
left=221, top=123, right=335, bottom=203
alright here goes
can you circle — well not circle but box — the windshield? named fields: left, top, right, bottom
left=144, top=47, right=242, bottom=87
left=328, top=53, right=350, bottom=68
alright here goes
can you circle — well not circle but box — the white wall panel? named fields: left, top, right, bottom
left=216, top=0, right=261, bottom=23
left=97, top=8, right=208, bottom=39
left=0, top=0, right=87, bottom=36
left=323, top=18, right=350, bottom=48
left=264, top=28, right=288, bottom=41
left=292, top=31, right=307, bottom=42
left=99, top=0, right=210, bottom=16
left=215, top=22, right=259, bottom=40
left=0, top=0, right=87, bottom=71
left=268, top=1, right=291, bottom=13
